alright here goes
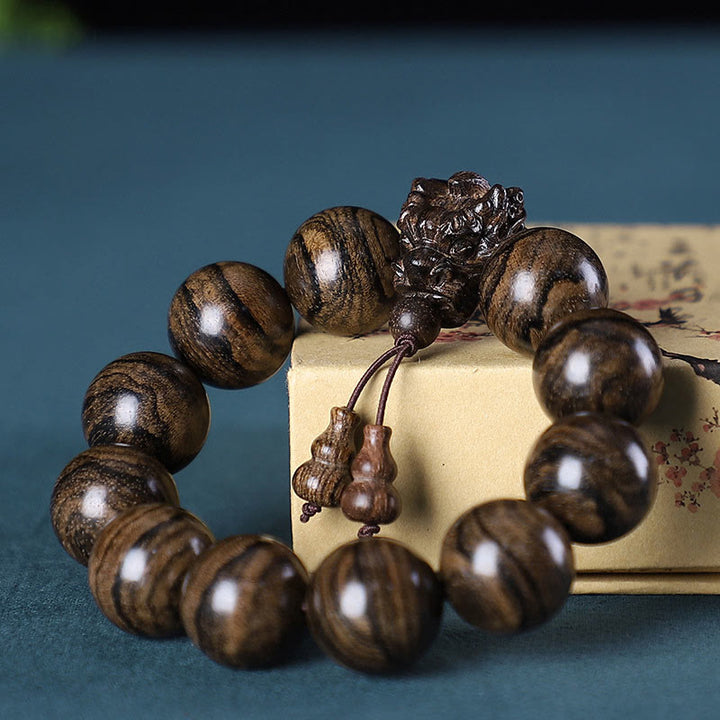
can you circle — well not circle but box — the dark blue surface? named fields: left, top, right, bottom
left=2, top=28, right=720, bottom=718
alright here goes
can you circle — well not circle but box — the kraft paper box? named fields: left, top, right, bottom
left=288, top=225, right=720, bottom=593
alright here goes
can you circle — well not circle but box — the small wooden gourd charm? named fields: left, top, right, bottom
left=341, top=424, right=401, bottom=537
left=292, top=406, right=360, bottom=522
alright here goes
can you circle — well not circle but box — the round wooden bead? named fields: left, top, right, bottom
left=51, top=445, right=180, bottom=565
left=440, top=499, right=574, bottom=634
left=168, top=262, right=294, bottom=389
left=180, top=535, right=308, bottom=668
left=524, top=413, right=656, bottom=543
left=533, top=308, right=664, bottom=424
left=306, top=538, right=443, bottom=674
left=284, top=206, right=401, bottom=336
left=388, top=295, right=442, bottom=351
left=88, top=503, right=214, bottom=637
left=477, top=226, right=608, bottom=354
left=82, top=351, right=210, bottom=472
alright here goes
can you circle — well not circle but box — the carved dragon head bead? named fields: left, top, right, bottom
left=393, top=171, right=526, bottom=329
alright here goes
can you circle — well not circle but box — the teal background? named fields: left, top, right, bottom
left=2, top=29, right=720, bottom=718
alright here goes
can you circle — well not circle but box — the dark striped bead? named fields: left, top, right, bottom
left=533, top=308, right=664, bottom=424
left=524, top=413, right=656, bottom=543
left=168, top=262, right=294, bottom=389
left=477, top=226, right=608, bottom=355
left=440, top=499, right=574, bottom=634
left=88, top=504, right=214, bottom=637
left=306, top=538, right=443, bottom=674
left=284, top=206, right=401, bottom=336
left=81, top=351, right=210, bottom=472
left=180, top=535, right=308, bottom=668
left=51, top=445, right=180, bottom=565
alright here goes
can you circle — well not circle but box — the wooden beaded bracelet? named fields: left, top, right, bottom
left=51, top=171, right=664, bottom=675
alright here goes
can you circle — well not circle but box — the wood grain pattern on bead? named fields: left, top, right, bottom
left=341, top=424, right=401, bottom=528
left=88, top=503, right=214, bottom=636
left=284, top=206, right=401, bottom=336
left=180, top=535, right=308, bottom=668
left=306, top=538, right=443, bottom=674
left=440, top=499, right=574, bottom=634
left=533, top=308, right=664, bottom=424
left=51, top=445, right=180, bottom=565
left=524, top=413, right=656, bottom=543
left=82, top=351, right=210, bottom=472
left=477, top=226, right=609, bottom=354
left=292, top=406, right=359, bottom=507
left=168, top=262, right=294, bottom=389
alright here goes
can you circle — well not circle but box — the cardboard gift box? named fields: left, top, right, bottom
left=288, top=225, right=720, bottom=593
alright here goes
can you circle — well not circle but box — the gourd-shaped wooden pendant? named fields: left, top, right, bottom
left=292, top=406, right=360, bottom=522
left=341, top=424, right=401, bottom=537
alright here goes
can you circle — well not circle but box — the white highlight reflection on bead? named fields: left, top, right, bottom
left=471, top=540, right=500, bottom=577
left=114, top=394, right=139, bottom=427
left=564, top=352, right=591, bottom=386
left=634, top=338, right=657, bottom=377
left=120, top=547, right=147, bottom=583
left=578, top=259, right=602, bottom=295
left=189, top=536, right=206, bottom=555
left=81, top=486, right=107, bottom=519
left=512, top=271, right=536, bottom=304
left=314, top=251, right=341, bottom=285
left=556, top=455, right=584, bottom=491
left=340, top=580, right=367, bottom=618
left=627, top=440, right=649, bottom=480
left=199, top=305, right=224, bottom=337
left=542, top=526, right=568, bottom=567
left=211, top=579, right=238, bottom=615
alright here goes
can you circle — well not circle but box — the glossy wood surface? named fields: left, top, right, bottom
left=284, top=206, right=401, bottom=336
left=524, top=413, right=656, bottom=543
left=388, top=294, right=442, bottom=351
left=533, top=308, right=664, bottom=424
left=82, top=351, right=211, bottom=472
left=180, top=535, right=308, bottom=668
left=440, top=499, right=574, bottom=634
left=292, top=406, right=359, bottom=507
left=168, top=261, right=294, bottom=389
left=341, top=424, right=401, bottom=527
left=477, top=226, right=609, bottom=354
left=88, top=503, right=214, bottom=636
left=306, top=538, right=443, bottom=674
left=51, top=445, right=180, bottom=565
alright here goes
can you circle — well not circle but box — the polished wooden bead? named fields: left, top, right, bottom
left=306, top=538, right=443, bottom=674
left=82, top=351, right=210, bottom=472
left=440, top=499, right=574, bottom=634
left=51, top=445, right=180, bottom=565
left=388, top=295, right=442, bottom=352
left=168, top=262, right=295, bottom=389
left=533, top=308, right=664, bottom=424
left=477, top=226, right=609, bottom=354
left=292, top=406, right=360, bottom=507
left=88, top=503, right=214, bottom=636
left=180, top=535, right=308, bottom=668
left=341, top=424, right=401, bottom=526
left=524, top=413, right=656, bottom=543
left=284, top=206, right=401, bottom=336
